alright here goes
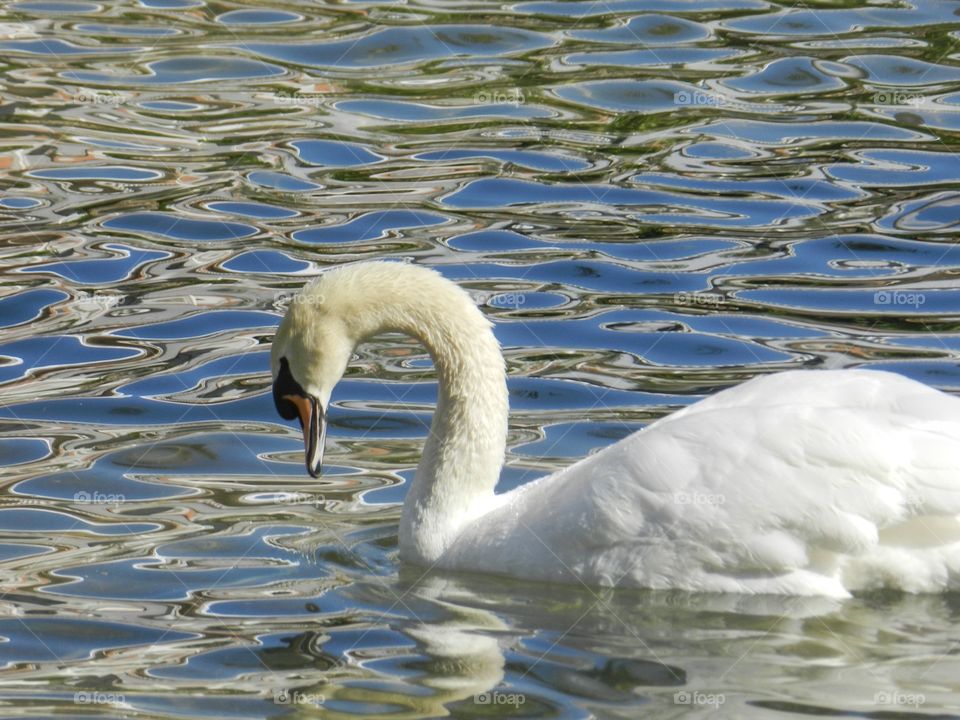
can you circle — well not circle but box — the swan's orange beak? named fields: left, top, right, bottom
left=273, top=357, right=325, bottom=477
left=283, top=393, right=325, bottom=478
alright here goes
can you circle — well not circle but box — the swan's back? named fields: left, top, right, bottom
left=446, top=369, right=960, bottom=596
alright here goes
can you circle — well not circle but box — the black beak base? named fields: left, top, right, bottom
left=274, top=357, right=304, bottom=420
left=274, top=357, right=326, bottom=477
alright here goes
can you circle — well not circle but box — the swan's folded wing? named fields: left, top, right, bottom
left=574, top=399, right=960, bottom=593
left=448, top=370, right=960, bottom=594
left=458, top=376, right=960, bottom=595
left=668, top=368, right=960, bottom=421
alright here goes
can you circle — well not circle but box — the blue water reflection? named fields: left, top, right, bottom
left=3, top=0, right=960, bottom=717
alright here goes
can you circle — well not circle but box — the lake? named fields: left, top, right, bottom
left=1, top=0, right=960, bottom=717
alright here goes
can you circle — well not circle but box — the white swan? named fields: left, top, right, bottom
left=271, top=261, right=960, bottom=597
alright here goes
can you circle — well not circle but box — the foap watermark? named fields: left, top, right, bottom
left=274, top=91, right=325, bottom=108
left=75, top=691, right=125, bottom=705
left=674, top=89, right=725, bottom=108
left=475, top=691, right=526, bottom=707
left=474, top=89, right=524, bottom=106
left=74, top=90, right=126, bottom=106
left=72, top=290, right=123, bottom=311
left=479, top=291, right=526, bottom=309
left=904, top=493, right=925, bottom=510
left=74, top=490, right=125, bottom=506
left=874, top=290, right=925, bottom=308
left=674, top=690, right=725, bottom=709
left=274, top=290, right=326, bottom=307
left=675, top=291, right=724, bottom=308
left=256, top=492, right=325, bottom=508
left=875, top=691, right=925, bottom=709
left=41, top=241, right=69, bottom=257
left=873, top=91, right=925, bottom=107
left=273, top=689, right=326, bottom=706
left=673, top=491, right=725, bottom=507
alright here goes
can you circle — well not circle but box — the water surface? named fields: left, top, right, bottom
left=2, top=0, right=960, bottom=717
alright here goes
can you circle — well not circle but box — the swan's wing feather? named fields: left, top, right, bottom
left=453, top=370, right=960, bottom=595
left=670, top=368, right=960, bottom=420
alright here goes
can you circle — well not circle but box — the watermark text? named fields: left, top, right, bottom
left=874, top=290, right=924, bottom=308
left=475, top=691, right=526, bottom=707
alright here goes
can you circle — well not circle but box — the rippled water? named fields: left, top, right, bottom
left=3, top=1, right=960, bottom=717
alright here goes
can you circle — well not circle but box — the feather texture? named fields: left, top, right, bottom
left=446, top=370, right=960, bottom=596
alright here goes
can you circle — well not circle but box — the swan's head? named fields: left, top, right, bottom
left=271, top=279, right=354, bottom=478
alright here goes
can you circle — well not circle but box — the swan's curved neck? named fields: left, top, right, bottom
left=343, top=268, right=509, bottom=564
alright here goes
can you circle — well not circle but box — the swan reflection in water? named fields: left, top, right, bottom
left=265, top=570, right=955, bottom=717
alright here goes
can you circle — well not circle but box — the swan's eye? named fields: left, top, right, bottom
left=273, top=357, right=305, bottom=421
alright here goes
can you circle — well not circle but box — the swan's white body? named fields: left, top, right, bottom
left=272, top=262, right=960, bottom=597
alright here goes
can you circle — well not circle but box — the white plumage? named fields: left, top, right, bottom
left=272, top=261, right=960, bottom=597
